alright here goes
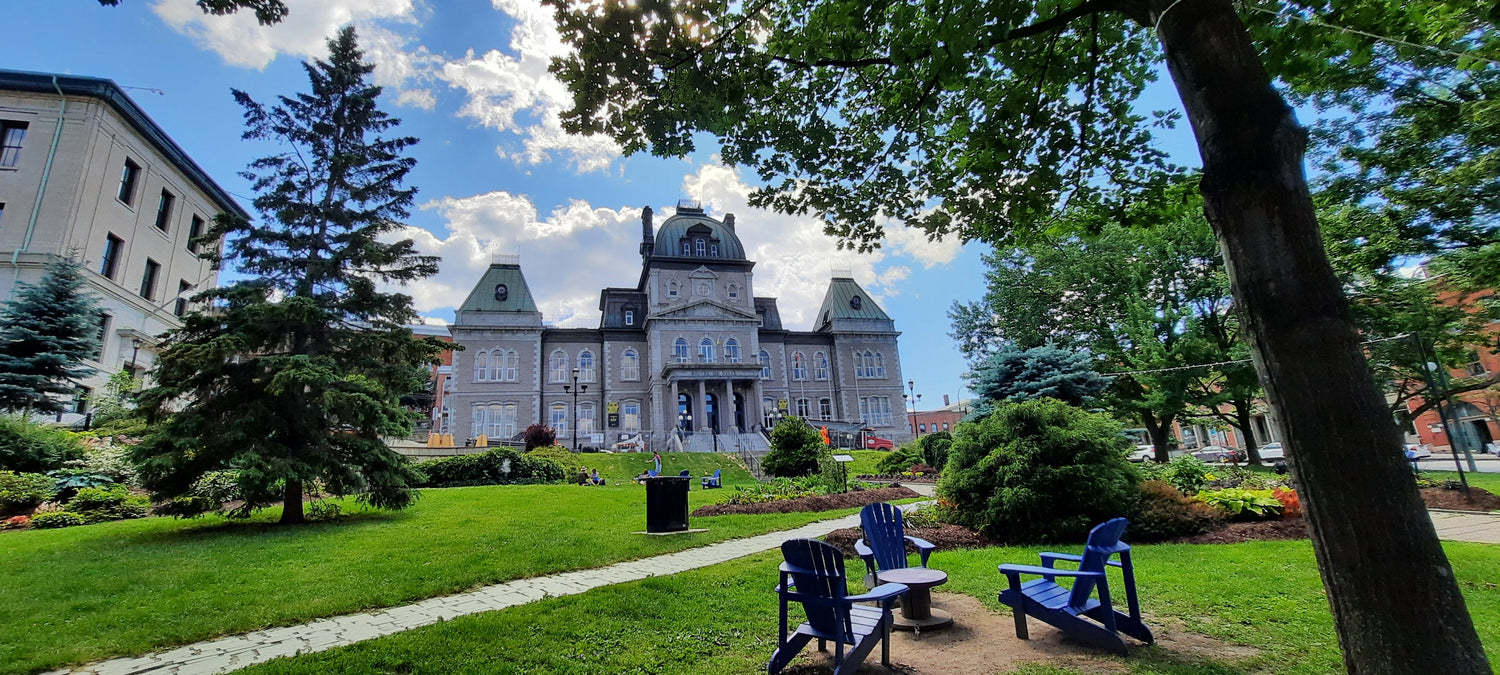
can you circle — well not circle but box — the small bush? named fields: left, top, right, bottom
left=917, top=432, right=954, bottom=471
left=0, top=417, right=86, bottom=473
left=0, top=472, right=57, bottom=516
left=418, top=448, right=568, bottom=488
left=67, top=485, right=149, bottom=523
left=1196, top=488, right=1283, bottom=521
left=1272, top=488, right=1301, bottom=519
left=876, top=445, right=923, bottom=474
left=1131, top=480, right=1226, bottom=542
left=936, top=399, right=1139, bottom=543
left=154, top=496, right=221, bottom=518
left=521, top=424, right=556, bottom=451
left=306, top=500, right=342, bottom=521
left=1139, top=455, right=1213, bottom=494
left=30, top=511, right=87, bottom=529
left=761, top=417, right=825, bottom=477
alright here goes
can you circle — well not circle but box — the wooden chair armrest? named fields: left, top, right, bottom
left=847, top=582, right=909, bottom=604
left=1039, top=552, right=1122, bottom=568
left=999, top=563, right=1104, bottom=578
left=906, top=536, right=936, bottom=566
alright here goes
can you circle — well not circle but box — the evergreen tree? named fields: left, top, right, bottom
left=130, top=27, right=444, bottom=525
left=0, top=255, right=101, bottom=414
left=965, top=343, right=1110, bottom=412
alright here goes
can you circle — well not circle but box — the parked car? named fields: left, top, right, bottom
left=1258, top=442, right=1284, bottom=461
left=1128, top=445, right=1156, bottom=462
left=1405, top=444, right=1432, bottom=460
left=1192, top=446, right=1244, bottom=464
left=864, top=436, right=895, bottom=450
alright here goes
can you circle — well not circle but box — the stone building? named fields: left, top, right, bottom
left=447, top=204, right=910, bottom=452
left=0, top=69, right=246, bottom=416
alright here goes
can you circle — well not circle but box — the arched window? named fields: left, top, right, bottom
left=758, top=350, right=771, bottom=379
left=942, top=422, right=950, bottom=431
left=501, top=349, right=519, bottom=381
left=695, top=239, right=706, bottom=256
left=549, top=349, right=568, bottom=382
left=473, top=350, right=488, bottom=381
left=724, top=338, right=741, bottom=363
left=621, top=349, right=640, bottom=380
left=699, top=337, right=715, bottom=362
left=710, top=243, right=719, bottom=256
left=578, top=350, right=595, bottom=382
left=578, top=402, right=596, bottom=434
left=919, top=423, right=927, bottom=433
left=814, top=351, right=829, bottom=380
left=673, top=338, right=689, bottom=363
left=471, top=403, right=487, bottom=438
left=796, top=398, right=812, bottom=418
left=667, top=279, right=680, bottom=297
left=791, top=352, right=807, bottom=380
left=726, top=282, right=739, bottom=299
left=549, top=403, right=567, bottom=434
left=622, top=400, right=641, bottom=432
left=874, top=352, right=886, bottom=378
left=819, top=397, right=832, bottom=420
left=681, top=240, right=690, bottom=255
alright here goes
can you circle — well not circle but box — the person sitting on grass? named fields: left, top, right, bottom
left=591, top=469, right=604, bottom=486
left=633, top=470, right=651, bottom=484
left=578, top=467, right=590, bottom=486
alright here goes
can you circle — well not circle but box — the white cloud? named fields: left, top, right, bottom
left=436, top=0, right=621, bottom=172
left=882, top=225, right=963, bottom=268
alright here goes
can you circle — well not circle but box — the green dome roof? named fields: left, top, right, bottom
left=654, top=207, right=746, bottom=260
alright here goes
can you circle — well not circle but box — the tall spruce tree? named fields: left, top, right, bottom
left=964, top=343, right=1111, bottom=414
left=0, top=255, right=101, bottom=414
left=130, top=26, right=444, bottom=525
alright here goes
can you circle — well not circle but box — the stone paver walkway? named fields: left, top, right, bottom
left=1429, top=510, right=1500, bottom=544
left=51, top=502, right=929, bottom=675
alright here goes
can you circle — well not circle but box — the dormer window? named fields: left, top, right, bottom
left=695, top=239, right=706, bottom=256
left=681, top=241, right=690, bottom=255
left=710, top=243, right=719, bottom=256
left=624, top=309, right=634, bottom=325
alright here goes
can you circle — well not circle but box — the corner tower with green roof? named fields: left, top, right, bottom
left=446, top=203, right=909, bottom=452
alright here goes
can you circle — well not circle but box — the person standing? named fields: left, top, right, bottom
left=653, top=451, right=662, bottom=474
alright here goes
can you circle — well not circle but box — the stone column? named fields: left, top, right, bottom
left=753, top=380, right=765, bottom=431
left=724, top=379, right=736, bottom=433
left=697, top=380, right=707, bottom=432
left=669, top=380, right=679, bottom=429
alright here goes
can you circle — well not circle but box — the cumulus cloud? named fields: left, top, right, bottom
left=151, top=0, right=439, bottom=108
left=882, top=225, right=963, bottom=268
left=436, top=0, right=621, bottom=172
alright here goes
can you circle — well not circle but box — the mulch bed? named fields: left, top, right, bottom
left=1168, top=518, right=1309, bottom=544
left=823, top=523, right=1001, bottom=559
left=1420, top=486, right=1500, bottom=512
left=689, top=486, right=920, bottom=517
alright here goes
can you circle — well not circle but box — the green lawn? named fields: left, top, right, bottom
left=240, top=540, right=1500, bottom=675
left=0, top=460, right=865, bottom=675
left=1422, top=469, right=1500, bottom=496
left=567, top=452, right=758, bottom=485
left=841, top=449, right=891, bottom=476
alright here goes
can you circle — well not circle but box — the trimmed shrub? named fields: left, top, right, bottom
left=936, top=399, right=1139, bottom=543
left=876, top=445, right=923, bottom=474
left=0, top=417, right=86, bottom=473
left=525, top=446, right=582, bottom=475
left=761, top=417, right=826, bottom=477
left=0, top=472, right=57, bottom=516
left=30, top=511, right=87, bottom=529
left=418, top=448, right=568, bottom=488
left=917, top=431, right=954, bottom=471
left=1130, top=480, right=1226, bottom=542
left=67, top=485, right=149, bottom=523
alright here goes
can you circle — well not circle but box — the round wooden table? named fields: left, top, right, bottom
left=875, top=567, right=953, bottom=631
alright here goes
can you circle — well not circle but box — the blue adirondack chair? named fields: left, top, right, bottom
left=996, top=517, right=1153, bottom=655
left=678, top=469, right=691, bottom=478
left=768, top=539, right=908, bottom=675
left=854, top=502, right=935, bottom=586
left=702, top=469, right=722, bottom=489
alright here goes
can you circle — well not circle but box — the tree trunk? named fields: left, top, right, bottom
left=1151, top=0, right=1489, bottom=671
left=280, top=479, right=305, bottom=525
left=1142, top=412, right=1174, bottom=463
left=1235, top=401, right=1261, bottom=466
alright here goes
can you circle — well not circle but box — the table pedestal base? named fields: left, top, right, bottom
left=892, top=607, right=953, bottom=631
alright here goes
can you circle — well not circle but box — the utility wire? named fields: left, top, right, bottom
left=1242, top=4, right=1500, bottom=68
left=1107, top=333, right=1412, bottom=376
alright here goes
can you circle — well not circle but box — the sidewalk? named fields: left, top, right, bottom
left=49, top=502, right=931, bottom=675
left=1429, top=510, right=1500, bottom=544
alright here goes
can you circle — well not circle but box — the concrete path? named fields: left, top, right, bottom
left=1429, top=510, right=1500, bottom=544
left=50, top=502, right=929, bottom=675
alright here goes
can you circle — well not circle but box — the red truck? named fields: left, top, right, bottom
left=864, top=436, right=895, bottom=450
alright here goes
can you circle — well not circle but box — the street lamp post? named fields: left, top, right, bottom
left=563, top=367, right=587, bottom=450
left=904, top=379, right=922, bottom=437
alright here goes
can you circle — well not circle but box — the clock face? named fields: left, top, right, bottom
left=850, top=295, right=863, bottom=310
left=495, top=284, right=509, bottom=301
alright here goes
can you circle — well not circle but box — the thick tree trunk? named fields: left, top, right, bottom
left=280, top=479, right=305, bottom=525
left=1142, top=412, right=1174, bottom=463
left=1151, top=0, right=1488, bottom=671
left=1235, top=402, right=1261, bottom=466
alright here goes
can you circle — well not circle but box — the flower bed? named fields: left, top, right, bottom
left=856, top=473, right=939, bottom=484
left=689, top=486, right=919, bottom=516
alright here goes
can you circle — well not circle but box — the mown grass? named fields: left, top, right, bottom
left=240, top=540, right=1500, bottom=675
left=566, top=452, right=758, bottom=485
left=1422, top=468, right=1500, bottom=496
left=0, top=453, right=865, bottom=675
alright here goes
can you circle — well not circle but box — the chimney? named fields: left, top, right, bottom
left=639, top=205, right=655, bottom=259
left=723, top=213, right=735, bottom=231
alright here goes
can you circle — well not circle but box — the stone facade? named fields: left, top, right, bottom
left=448, top=205, right=909, bottom=451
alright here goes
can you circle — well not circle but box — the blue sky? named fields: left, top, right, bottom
left=3, top=1, right=1206, bottom=409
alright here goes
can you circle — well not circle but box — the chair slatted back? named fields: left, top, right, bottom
left=1067, top=517, right=1129, bottom=610
left=859, top=503, right=910, bottom=572
left=780, top=539, right=854, bottom=642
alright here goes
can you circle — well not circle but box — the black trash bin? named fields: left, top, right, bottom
left=645, top=476, right=690, bottom=533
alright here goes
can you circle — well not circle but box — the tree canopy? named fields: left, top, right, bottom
left=96, top=0, right=287, bottom=25
left=964, top=343, right=1111, bottom=414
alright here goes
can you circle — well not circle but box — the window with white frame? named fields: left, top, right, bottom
left=500, top=349, right=519, bottom=381
left=814, top=352, right=829, bottom=380
left=724, top=338, right=741, bottom=363
left=857, top=350, right=887, bottom=378
left=471, top=404, right=486, bottom=438
left=681, top=241, right=690, bottom=255
left=710, top=243, right=719, bottom=256
left=473, top=350, right=490, bottom=381
left=578, top=350, right=596, bottom=382
left=578, top=402, right=596, bottom=434
left=791, top=352, right=807, bottom=380
left=819, top=397, right=832, bottom=420
left=758, top=350, right=771, bottom=379
left=859, top=396, right=893, bottom=426
left=874, top=352, right=886, bottom=378
left=796, top=398, right=812, bottom=418
left=1464, top=350, right=1487, bottom=377
left=699, top=337, right=715, bottom=362
left=727, top=282, right=739, bottom=299
left=621, top=349, right=640, bottom=380
left=673, top=338, right=689, bottom=363
left=549, top=350, right=568, bottom=382
left=622, top=400, right=640, bottom=432
left=490, top=402, right=517, bottom=438
left=550, top=403, right=568, bottom=433
left=695, top=239, right=706, bottom=256
left=668, top=279, right=680, bottom=297
left=624, top=309, right=634, bottom=325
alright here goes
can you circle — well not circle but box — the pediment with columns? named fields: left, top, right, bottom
left=649, top=298, right=756, bottom=321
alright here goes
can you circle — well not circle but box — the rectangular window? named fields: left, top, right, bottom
left=174, top=280, right=192, bottom=317
left=95, top=313, right=110, bottom=359
left=187, top=215, right=205, bottom=253
left=154, top=189, right=175, bottom=232
left=140, top=258, right=160, bottom=300
left=819, top=398, right=832, bottom=420
left=550, top=404, right=568, bottom=434
left=100, top=233, right=124, bottom=280
left=1464, top=351, right=1487, bottom=377
left=623, top=401, right=640, bottom=432
left=624, top=310, right=634, bottom=325
left=796, top=398, right=811, bottom=418
left=0, top=121, right=27, bottom=167
left=118, top=159, right=141, bottom=205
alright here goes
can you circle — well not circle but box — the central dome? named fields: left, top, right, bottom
left=654, top=206, right=746, bottom=260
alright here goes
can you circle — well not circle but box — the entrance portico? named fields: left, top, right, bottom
left=664, top=362, right=765, bottom=433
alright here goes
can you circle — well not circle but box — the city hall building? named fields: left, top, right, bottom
left=447, top=204, right=910, bottom=452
